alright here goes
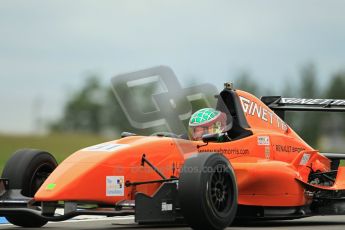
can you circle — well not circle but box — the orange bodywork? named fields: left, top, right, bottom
left=35, top=90, right=337, bottom=208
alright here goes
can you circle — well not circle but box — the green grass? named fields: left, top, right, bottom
left=1, top=133, right=344, bottom=175
left=0, top=133, right=109, bottom=173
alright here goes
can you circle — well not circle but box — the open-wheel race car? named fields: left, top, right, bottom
left=1, top=82, right=345, bottom=230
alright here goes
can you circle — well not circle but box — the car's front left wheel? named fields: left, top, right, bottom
left=1, top=149, right=58, bottom=227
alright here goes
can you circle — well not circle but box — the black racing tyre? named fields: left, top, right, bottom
left=1, top=149, right=58, bottom=227
left=179, top=153, right=238, bottom=230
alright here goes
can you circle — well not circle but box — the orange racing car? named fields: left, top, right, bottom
left=1, top=82, right=345, bottom=230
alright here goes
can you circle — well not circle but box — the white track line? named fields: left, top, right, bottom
left=63, top=216, right=134, bottom=223
left=55, top=209, right=134, bottom=221
left=0, top=216, right=135, bottom=227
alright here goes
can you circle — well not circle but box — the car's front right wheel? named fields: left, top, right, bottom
left=179, top=152, right=238, bottom=230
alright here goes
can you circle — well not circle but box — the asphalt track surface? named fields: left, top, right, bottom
left=1, top=216, right=345, bottom=230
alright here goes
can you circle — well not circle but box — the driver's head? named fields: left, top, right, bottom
left=189, top=108, right=227, bottom=141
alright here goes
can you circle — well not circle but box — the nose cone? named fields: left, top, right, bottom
left=34, top=136, right=187, bottom=203
left=34, top=141, right=133, bottom=202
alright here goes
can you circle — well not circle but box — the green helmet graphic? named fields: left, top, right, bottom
left=189, top=108, right=221, bottom=126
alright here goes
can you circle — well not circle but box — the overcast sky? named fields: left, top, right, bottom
left=1, top=0, right=345, bottom=134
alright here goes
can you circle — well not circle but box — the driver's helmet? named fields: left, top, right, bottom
left=189, top=108, right=227, bottom=141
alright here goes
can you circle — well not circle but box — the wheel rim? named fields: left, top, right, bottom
left=28, top=163, right=55, bottom=197
left=208, top=164, right=232, bottom=215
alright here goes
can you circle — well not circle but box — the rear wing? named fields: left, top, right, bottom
left=261, top=96, right=345, bottom=120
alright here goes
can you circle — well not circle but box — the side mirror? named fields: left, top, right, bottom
left=201, top=133, right=220, bottom=143
left=121, top=132, right=137, bottom=138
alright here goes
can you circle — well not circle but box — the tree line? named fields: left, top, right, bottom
left=50, top=64, right=345, bottom=151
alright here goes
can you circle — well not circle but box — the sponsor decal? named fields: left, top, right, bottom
left=275, top=145, right=305, bottom=153
left=198, top=148, right=249, bottom=155
left=161, top=202, right=173, bottom=211
left=281, top=98, right=345, bottom=106
left=46, top=183, right=56, bottom=190
left=83, top=143, right=128, bottom=152
left=257, top=136, right=270, bottom=146
left=300, top=154, right=311, bottom=166
left=106, top=176, right=124, bottom=196
left=239, top=96, right=288, bottom=131
left=265, top=146, right=270, bottom=159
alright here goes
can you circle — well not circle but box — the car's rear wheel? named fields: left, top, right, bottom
left=1, top=149, right=58, bottom=227
left=179, top=153, right=238, bottom=230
